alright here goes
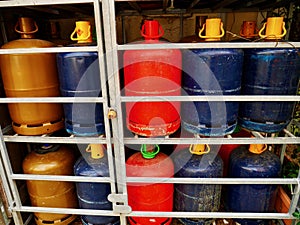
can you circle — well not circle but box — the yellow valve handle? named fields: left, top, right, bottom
left=70, top=25, right=91, bottom=41
left=199, top=22, right=225, bottom=39
left=189, top=144, right=210, bottom=155
left=86, top=144, right=105, bottom=159
left=248, top=143, right=267, bottom=154
left=15, top=21, right=38, bottom=34
left=259, top=22, right=286, bottom=39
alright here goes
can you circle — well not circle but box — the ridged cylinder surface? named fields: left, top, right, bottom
left=226, top=145, right=281, bottom=225
left=182, top=48, right=243, bottom=136
left=57, top=51, right=104, bottom=136
left=0, top=39, right=64, bottom=135
left=239, top=48, right=300, bottom=133
left=74, top=154, right=119, bottom=225
left=124, top=41, right=182, bottom=137
left=173, top=147, right=223, bottom=225
left=126, top=151, right=174, bottom=225
left=22, top=145, right=77, bottom=225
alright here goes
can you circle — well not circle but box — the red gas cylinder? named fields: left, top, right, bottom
left=123, top=20, right=182, bottom=137
left=126, top=144, right=174, bottom=225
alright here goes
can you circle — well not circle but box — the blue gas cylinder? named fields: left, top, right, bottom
left=57, top=50, right=104, bottom=136
left=74, top=144, right=119, bottom=225
left=56, top=21, right=104, bottom=136
left=182, top=48, right=243, bottom=136
left=173, top=144, right=223, bottom=225
left=225, top=144, right=281, bottom=225
left=239, top=48, right=300, bottom=133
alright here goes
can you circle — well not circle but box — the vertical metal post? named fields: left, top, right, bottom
left=0, top=129, right=23, bottom=224
left=93, top=0, right=117, bottom=197
left=101, top=2, right=130, bottom=224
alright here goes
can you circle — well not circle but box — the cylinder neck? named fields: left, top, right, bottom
left=249, top=144, right=267, bottom=154
left=16, top=17, right=37, bottom=39
left=141, top=20, right=164, bottom=41
left=34, top=144, right=60, bottom=154
left=141, top=144, right=160, bottom=159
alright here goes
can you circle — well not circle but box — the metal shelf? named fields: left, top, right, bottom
left=0, top=0, right=299, bottom=225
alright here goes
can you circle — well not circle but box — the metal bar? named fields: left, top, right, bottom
left=120, top=95, right=300, bottom=102
left=0, top=0, right=96, bottom=7
left=102, top=0, right=129, bottom=209
left=0, top=95, right=299, bottom=103
left=128, top=211, right=293, bottom=219
left=3, top=135, right=109, bottom=144
left=122, top=137, right=300, bottom=145
left=0, top=129, right=23, bottom=224
left=117, top=41, right=300, bottom=50
left=17, top=206, right=116, bottom=216
left=0, top=46, right=98, bottom=54
left=0, top=97, right=104, bottom=103
left=11, top=174, right=112, bottom=182
left=3, top=135, right=300, bottom=144
left=126, top=177, right=298, bottom=185
left=94, top=0, right=118, bottom=198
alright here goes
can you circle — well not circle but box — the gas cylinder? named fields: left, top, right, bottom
left=126, top=144, right=174, bottom=225
left=225, top=144, right=281, bottom=225
left=74, top=144, right=119, bottom=225
left=22, top=144, right=78, bottom=225
left=173, top=144, right=223, bottom=225
left=239, top=17, right=300, bottom=133
left=0, top=17, right=64, bottom=135
left=181, top=18, right=243, bottom=136
left=218, top=126, right=251, bottom=176
left=57, top=21, right=104, bottom=136
left=123, top=19, right=182, bottom=137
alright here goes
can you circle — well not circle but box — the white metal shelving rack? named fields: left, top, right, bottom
left=0, top=0, right=299, bottom=224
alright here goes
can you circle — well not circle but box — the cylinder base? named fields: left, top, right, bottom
left=35, top=214, right=77, bottom=225
left=182, top=121, right=236, bottom=136
left=238, top=118, right=289, bottom=133
left=12, top=118, right=64, bottom=135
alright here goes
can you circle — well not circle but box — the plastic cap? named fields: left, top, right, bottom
left=189, top=144, right=210, bottom=155
left=249, top=144, right=267, bottom=154
left=141, top=144, right=160, bottom=159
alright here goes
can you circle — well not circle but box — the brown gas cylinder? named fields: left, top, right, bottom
left=0, top=17, right=64, bottom=135
left=22, top=144, right=78, bottom=225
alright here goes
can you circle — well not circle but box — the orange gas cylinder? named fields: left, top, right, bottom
left=22, top=144, right=78, bottom=225
left=126, top=144, right=174, bottom=225
left=0, top=17, right=64, bottom=135
left=123, top=20, right=182, bottom=137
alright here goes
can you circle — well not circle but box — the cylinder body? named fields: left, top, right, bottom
left=225, top=145, right=281, bottom=225
left=57, top=51, right=104, bottom=136
left=123, top=20, right=182, bottom=137
left=0, top=39, right=64, bottom=135
left=173, top=147, right=223, bottom=225
left=182, top=48, right=243, bottom=136
left=74, top=154, right=119, bottom=225
left=126, top=151, right=174, bottom=225
left=239, top=48, right=300, bottom=133
left=22, top=145, right=77, bottom=225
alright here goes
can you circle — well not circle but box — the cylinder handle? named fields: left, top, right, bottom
left=15, top=21, right=38, bottom=34
left=189, top=144, right=210, bottom=155
left=70, top=25, right=91, bottom=42
left=141, top=24, right=164, bottom=39
left=248, top=144, right=267, bottom=154
left=141, top=144, right=160, bottom=159
left=86, top=144, right=105, bottom=159
left=259, top=21, right=286, bottom=39
left=199, top=22, right=225, bottom=39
